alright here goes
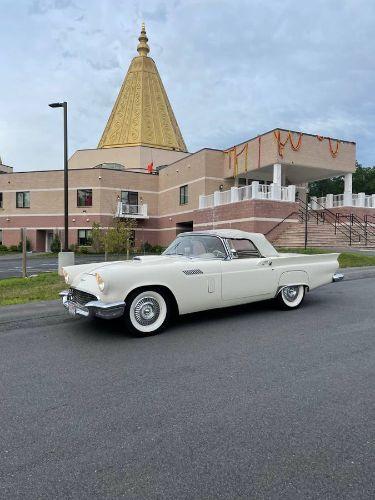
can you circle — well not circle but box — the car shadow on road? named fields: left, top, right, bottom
left=71, top=293, right=320, bottom=341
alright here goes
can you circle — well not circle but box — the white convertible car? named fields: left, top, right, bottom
left=61, top=229, right=343, bottom=336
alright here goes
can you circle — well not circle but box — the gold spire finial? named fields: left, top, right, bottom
left=137, top=22, right=150, bottom=56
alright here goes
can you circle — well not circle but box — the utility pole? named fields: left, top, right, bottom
left=21, top=228, right=27, bottom=278
left=304, top=188, right=309, bottom=250
left=49, top=101, right=74, bottom=274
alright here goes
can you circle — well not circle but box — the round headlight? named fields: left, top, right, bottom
left=95, top=273, right=106, bottom=292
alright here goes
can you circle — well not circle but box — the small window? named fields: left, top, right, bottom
left=77, top=189, right=92, bottom=207
left=16, top=191, right=30, bottom=208
left=121, top=190, right=138, bottom=205
left=0, top=229, right=2, bottom=245
left=227, top=238, right=260, bottom=259
left=179, top=185, right=188, bottom=205
left=0, top=192, right=3, bottom=208
left=78, top=229, right=92, bottom=246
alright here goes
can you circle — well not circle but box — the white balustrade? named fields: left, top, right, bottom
left=115, top=202, right=148, bottom=218
left=309, top=192, right=374, bottom=210
left=198, top=182, right=297, bottom=209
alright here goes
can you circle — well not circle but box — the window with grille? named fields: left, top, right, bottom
left=16, top=191, right=30, bottom=208
left=77, top=189, right=93, bottom=207
left=179, top=185, right=188, bottom=205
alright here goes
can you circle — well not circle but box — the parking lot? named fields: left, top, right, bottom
left=0, top=275, right=374, bottom=498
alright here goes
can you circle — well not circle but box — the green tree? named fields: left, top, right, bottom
left=309, top=162, right=375, bottom=197
left=103, top=218, right=137, bottom=259
left=50, top=234, right=61, bottom=253
left=91, top=222, right=104, bottom=253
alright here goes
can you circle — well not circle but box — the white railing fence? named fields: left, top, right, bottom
left=199, top=182, right=296, bottom=209
left=310, top=193, right=375, bottom=210
left=115, top=202, right=148, bottom=218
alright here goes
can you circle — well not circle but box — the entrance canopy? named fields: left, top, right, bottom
left=223, top=128, right=356, bottom=184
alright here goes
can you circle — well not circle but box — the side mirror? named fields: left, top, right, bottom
left=230, top=248, right=238, bottom=259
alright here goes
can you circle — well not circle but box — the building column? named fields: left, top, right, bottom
left=230, top=186, right=239, bottom=203
left=213, top=191, right=221, bottom=207
left=344, top=173, right=353, bottom=206
left=310, top=196, right=318, bottom=210
left=358, top=192, right=365, bottom=207
left=251, top=181, right=260, bottom=199
left=287, top=185, right=296, bottom=202
left=326, top=194, right=333, bottom=209
left=371, top=194, right=375, bottom=209
left=273, top=163, right=282, bottom=186
left=270, top=183, right=281, bottom=201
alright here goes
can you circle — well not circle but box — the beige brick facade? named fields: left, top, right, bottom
left=0, top=131, right=358, bottom=252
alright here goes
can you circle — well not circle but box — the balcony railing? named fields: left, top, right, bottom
left=115, top=202, right=148, bottom=218
left=199, top=182, right=296, bottom=209
left=311, top=193, right=375, bottom=210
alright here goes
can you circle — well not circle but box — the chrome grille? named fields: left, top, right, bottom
left=69, top=288, right=97, bottom=306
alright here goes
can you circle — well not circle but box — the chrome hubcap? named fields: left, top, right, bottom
left=283, top=286, right=299, bottom=302
left=134, top=297, right=160, bottom=326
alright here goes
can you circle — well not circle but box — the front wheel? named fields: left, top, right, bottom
left=124, top=289, right=170, bottom=336
left=276, top=285, right=305, bottom=310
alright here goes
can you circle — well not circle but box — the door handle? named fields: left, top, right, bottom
left=261, top=259, right=272, bottom=266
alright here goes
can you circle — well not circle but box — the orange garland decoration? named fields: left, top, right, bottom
left=273, top=130, right=290, bottom=158
left=225, top=142, right=249, bottom=176
left=288, top=131, right=302, bottom=151
left=316, top=135, right=340, bottom=158
left=328, top=137, right=340, bottom=158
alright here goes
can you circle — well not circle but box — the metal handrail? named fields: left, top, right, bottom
left=338, top=213, right=375, bottom=245
left=264, top=211, right=300, bottom=236
left=297, top=197, right=363, bottom=245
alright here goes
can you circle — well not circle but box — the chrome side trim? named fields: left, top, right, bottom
left=332, top=272, right=344, bottom=282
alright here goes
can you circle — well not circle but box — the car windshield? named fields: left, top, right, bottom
left=163, top=235, right=227, bottom=259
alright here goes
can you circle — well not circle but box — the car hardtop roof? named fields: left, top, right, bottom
left=177, top=229, right=279, bottom=257
left=179, top=229, right=263, bottom=239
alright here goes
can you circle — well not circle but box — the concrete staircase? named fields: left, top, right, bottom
left=273, top=220, right=375, bottom=248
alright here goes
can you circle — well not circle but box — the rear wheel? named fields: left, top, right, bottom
left=277, top=285, right=305, bottom=310
left=124, top=289, right=170, bottom=336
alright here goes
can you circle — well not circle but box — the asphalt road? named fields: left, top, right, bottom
left=0, top=277, right=374, bottom=499
left=0, top=254, right=108, bottom=279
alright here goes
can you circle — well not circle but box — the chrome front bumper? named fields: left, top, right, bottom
left=60, top=290, right=125, bottom=320
left=332, top=272, right=344, bottom=282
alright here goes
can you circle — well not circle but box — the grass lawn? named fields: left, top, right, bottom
left=0, top=272, right=65, bottom=306
left=277, top=247, right=375, bottom=268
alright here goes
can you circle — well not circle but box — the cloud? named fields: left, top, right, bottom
left=1, top=0, right=374, bottom=170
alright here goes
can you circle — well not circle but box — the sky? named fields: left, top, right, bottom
left=1, top=0, right=374, bottom=171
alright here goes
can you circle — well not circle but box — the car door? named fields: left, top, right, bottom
left=221, top=238, right=278, bottom=301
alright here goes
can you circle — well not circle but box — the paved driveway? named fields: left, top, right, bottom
left=0, top=277, right=374, bottom=499
left=0, top=254, right=107, bottom=279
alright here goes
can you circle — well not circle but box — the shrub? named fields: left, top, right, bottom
left=50, top=235, right=61, bottom=253
left=152, top=245, right=164, bottom=254
left=9, top=245, right=18, bottom=252
left=69, top=244, right=77, bottom=252
left=17, top=239, right=31, bottom=252
left=78, top=246, right=89, bottom=254
left=141, top=241, right=153, bottom=253
left=0, top=244, right=8, bottom=252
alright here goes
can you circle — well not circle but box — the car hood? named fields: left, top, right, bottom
left=63, top=255, right=188, bottom=285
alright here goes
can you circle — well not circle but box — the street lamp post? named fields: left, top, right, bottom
left=49, top=101, right=74, bottom=272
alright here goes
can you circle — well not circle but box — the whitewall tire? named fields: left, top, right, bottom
left=124, top=289, right=170, bottom=336
left=277, top=285, right=305, bottom=310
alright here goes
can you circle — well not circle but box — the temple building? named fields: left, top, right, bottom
left=0, top=24, right=372, bottom=252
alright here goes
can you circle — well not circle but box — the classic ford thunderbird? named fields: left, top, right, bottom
left=61, top=230, right=343, bottom=336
